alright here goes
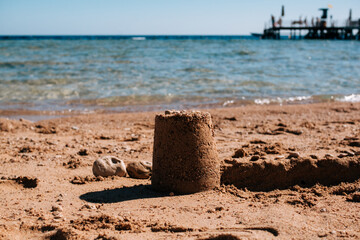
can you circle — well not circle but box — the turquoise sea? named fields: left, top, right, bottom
left=0, top=37, right=359, bottom=113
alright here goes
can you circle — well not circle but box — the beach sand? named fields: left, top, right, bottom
left=0, top=102, right=359, bottom=239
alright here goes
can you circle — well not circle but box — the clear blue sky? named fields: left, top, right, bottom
left=0, top=0, right=359, bottom=35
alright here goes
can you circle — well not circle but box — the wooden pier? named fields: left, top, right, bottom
left=263, top=26, right=360, bottom=40
left=259, top=7, right=360, bottom=40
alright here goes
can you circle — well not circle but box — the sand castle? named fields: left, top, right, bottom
left=152, top=110, right=220, bottom=194
left=150, top=110, right=360, bottom=194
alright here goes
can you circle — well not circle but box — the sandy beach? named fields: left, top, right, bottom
left=1, top=101, right=359, bottom=240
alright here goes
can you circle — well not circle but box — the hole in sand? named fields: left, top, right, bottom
left=244, top=227, right=279, bottom=236
left=203, top=234, right=241, bottom=240
left=15, top=176, right=38, bottom=188
left=40, top=225, right=56, bottom=232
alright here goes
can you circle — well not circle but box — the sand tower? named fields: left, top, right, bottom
left=152, top=111, right=220, bottom=194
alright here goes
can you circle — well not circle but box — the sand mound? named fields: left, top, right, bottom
left=0, top=118, right=32, bottom=132
left=69, top=214, right=140, bottom=232
left=221, top=157, right=360, bottom=191
left=1, top=176, right=39, bottom=188
left=46, top=228, right=79, bottom=240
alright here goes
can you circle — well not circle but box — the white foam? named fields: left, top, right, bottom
left=254, top=96, right=312, bottom=105
left=223, top=100, right=234, bottom=106
left=286, top=96, right=312, bottom=102
left=132, top=37, right=146, bottom=41
left=336, top=94, right=360, bottom=103
left=254, top=98, right=271, bottom=105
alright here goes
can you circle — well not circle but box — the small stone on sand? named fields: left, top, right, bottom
left=126, top=161, right=152, bottom=179
left=287, top=152, right=300, bottom=159
left=338, top=153, right=348, bottom=158
left=232, top=148, right=247, bottom=158
left=347, top=192, right=360, bottom=202
left=325, top=154, right=335, bottom=159
left=51, top=205, right=63, bottom=212
left=92, top=156, right=127, bottom=177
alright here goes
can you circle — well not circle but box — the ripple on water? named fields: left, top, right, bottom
left=0, top=39, right=359, bottom=111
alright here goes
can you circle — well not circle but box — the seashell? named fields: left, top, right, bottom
left=126, top=161, right=152, bottom=179
left=92, top=156, right=127, bottom=177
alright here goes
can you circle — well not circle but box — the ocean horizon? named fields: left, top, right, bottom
left=0, top=35, right=256, bottom=40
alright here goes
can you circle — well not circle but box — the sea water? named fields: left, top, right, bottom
left=0, top=38, right=359, bottom=112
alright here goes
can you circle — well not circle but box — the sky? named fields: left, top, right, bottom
left=0, top=0, right=359, bottom=35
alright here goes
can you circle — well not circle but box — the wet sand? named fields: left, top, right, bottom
left=0, top=102, right=359, bottom=239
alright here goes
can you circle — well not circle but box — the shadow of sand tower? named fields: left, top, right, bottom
left=152, top=111, right=220, bottom=194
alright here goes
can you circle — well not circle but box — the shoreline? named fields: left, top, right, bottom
left=1, top=95, right=359, bottom=122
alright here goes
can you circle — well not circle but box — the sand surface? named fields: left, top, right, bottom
left=0, top=102, right=359, bottom=240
